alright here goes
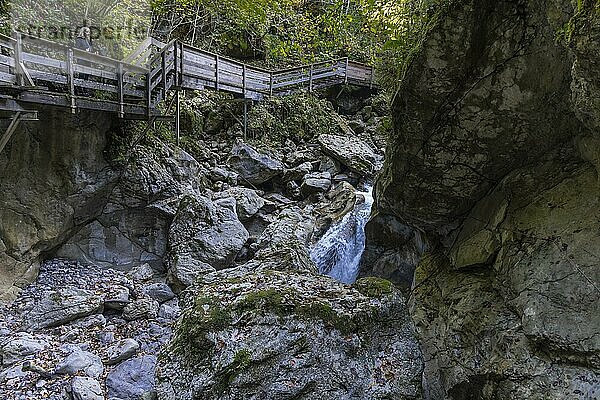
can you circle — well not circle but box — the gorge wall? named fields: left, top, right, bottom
left=0, top=110, right=119, bottom=301
left=365, top=0, right=600, bottom=398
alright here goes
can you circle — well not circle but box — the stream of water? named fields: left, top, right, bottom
left=310, top=186, right=374, bottom=284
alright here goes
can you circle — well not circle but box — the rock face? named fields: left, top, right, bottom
left=156, top=271, right=423, bottom=400
left=56, top=141, right=205, bottom=272
left=0, top=110, right=118, bottom=301
left=167, top=195, right=249, bottom=272
left=367, top=1, right=600, bottom=399
left=228, top=142, right=284, bottom=185
left=318, top=134, right=378, bottom=176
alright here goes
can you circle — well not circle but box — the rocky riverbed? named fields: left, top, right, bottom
left=0, top=93, right=401, bottom=399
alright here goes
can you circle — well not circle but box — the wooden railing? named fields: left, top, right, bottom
left=0, top=33, right=376, bottom=118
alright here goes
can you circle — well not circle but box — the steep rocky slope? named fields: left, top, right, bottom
left=0, top=93, right=401, bottom=399
left=365, top=0, right=600, bottom=399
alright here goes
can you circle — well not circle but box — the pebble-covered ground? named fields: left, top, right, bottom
left=0, top=259, right=180, bottom=400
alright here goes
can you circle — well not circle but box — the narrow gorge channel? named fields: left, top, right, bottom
left=1, top=1, right=599, bottom=399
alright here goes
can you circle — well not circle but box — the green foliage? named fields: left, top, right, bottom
left=153, top=0, right=378, bottom=65
left=6, top=0, right=150, bottom=58
left=557, top=0, right=600, bottom=43
left=364, top=0, right=458, bottom=90
left=248, top=93, right=341, bottom=144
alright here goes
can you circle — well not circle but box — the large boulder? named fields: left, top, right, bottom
left=317, top=134, right=378, bottom=176
left=300, top=171, right=332, bottom=197
left=368, top=1, right=600, bottom=399
left=156, top=270, right=423, bottom=400
left=213, top=187, right=265, bottom=221
left=228, top=142, right=284, bottom=185
left=106, top=355, right=157, bottom=400
left=0, top=332, right=49, bottom=366
left=167, top=195, right=249, bottom=272
left=56, top=142, right=205, bottom=271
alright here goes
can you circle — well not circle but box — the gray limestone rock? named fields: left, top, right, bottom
left=71, top=376, right=104, bottom=400
left=106, top=355, right=157, bottom=400
left=167, top=195, right=249, bottom=271
left=317, top=133, right=377, bottom=176
left=228, top=142, right=284, bottom=185
left=0, top=332, right=49, bottom=366
left=54, top=349, right=103, bottom=378
left=142, top=283, right=176, bottom=304
left=300, top=171, right=332, bottom=197
left=23, top=288, right=104, bottom=331
left=123, top=298, right=160, bottom=321
left=105, top=338, right=140, bottom=365
left=156, top=271, right=423, bottom=400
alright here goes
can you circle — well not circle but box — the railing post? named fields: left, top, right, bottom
left=13, top=32, right=24, bottom=85
left=370, top=66, right=375, bottom=89
left=344, top=57, right=349, bottom=85
left=215, top=55, right=219, bottom=90
left=242, top=64, right=247, bottom=98
left=269, top=73, right=273, bottom=97
left=309, top=64, right=313, bottom=92
left=161, top=50, right=167, bottom=101
left=173, top=42, right=178, bottom=88
left=179, top=42, right=184, bottom=86
left=66, top=48, right=76, bottom=113
left=146, top=72, right=152, bottom=118
left=117, top=62, right=124, bottom=118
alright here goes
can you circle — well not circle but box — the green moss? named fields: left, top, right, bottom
left=236, top=289, right=288, bottom=314
left=557, top=0, right=600, bottom=43
left=232, top=349, right=252, bottom=368
left=170, top=296, right=232, bottom=360
left=353, top=277, right=395, bottom=298
left=296, top=301, right=357, bottom=335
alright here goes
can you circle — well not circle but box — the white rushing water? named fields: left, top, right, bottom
left=310, top=186, right=374, bottom=284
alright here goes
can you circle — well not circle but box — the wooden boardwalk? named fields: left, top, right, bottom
left=0, top=33, right=376, bottom=120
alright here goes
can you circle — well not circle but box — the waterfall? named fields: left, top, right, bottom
left=310, top=186, right=374, bottom=284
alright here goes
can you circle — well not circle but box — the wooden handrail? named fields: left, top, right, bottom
left=0, top=33, right=377, bottom=118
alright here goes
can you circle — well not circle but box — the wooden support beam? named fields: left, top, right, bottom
left=0, top=112, right=22, bottom=154
left=243, top=99, right=248, bottom=140
left=175, top=89, right=180, bottom=146
left=309, top=64, right=313, bottom=92
left=146, top=72, right=152, bottom=118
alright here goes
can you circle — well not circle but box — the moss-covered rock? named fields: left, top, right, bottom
left=157, top=269, right=423, bottom=400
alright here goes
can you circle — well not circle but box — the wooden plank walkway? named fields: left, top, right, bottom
left=0, top=33, right=377, bottom=119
